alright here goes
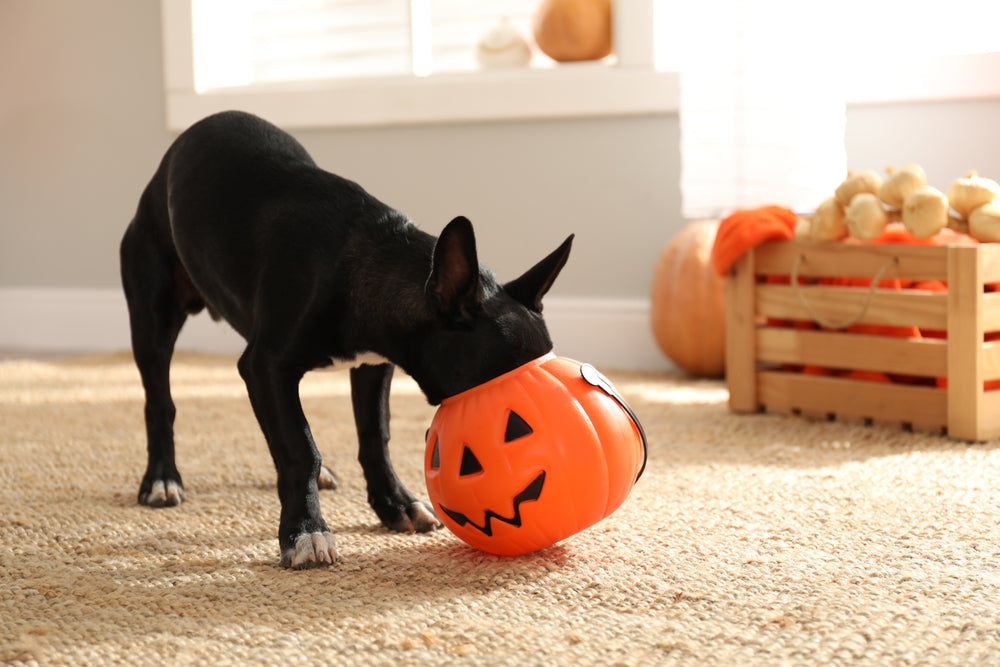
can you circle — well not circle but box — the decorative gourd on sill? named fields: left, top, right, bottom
left=532, top=0, right=612, bottom=63
left=476, top=17, right=533, bottom=69
left=424, top=353, right=646, bottom=557
left=650, top=219, right=726, bottom=378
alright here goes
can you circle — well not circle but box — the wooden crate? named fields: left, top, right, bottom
left=725, top=239, right=1000, bottom=440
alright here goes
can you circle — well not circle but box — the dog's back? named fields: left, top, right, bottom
left=131, top=110, right=421, bottom=344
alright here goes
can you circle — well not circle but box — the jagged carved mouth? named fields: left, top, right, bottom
left=437, top=471, right=546, bottom=537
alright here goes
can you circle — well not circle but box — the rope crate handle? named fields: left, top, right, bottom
left=789, top=253, right=900, bottom=330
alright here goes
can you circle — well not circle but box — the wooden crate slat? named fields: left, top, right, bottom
left=983, top=342, right=1000, bottom=381
left=757, top=371, right=947, bottom=427
left=979, top=390, right=1000, bottom=439
left=982, top=243, right=1000, bottom=284
left=725, top=240, right=1000, bottom=440
left=756, top=285, right=948, bottom=330
left=726, top=252, right=758, bottom=413
left=754, top=241, right=948, bottom=281
left=756, top=328, right=947, bottom=377
left=983, top=293, right=1000, bottom=332
left=946, top=244, right=985, bottom=441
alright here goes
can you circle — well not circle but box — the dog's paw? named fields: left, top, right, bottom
left=317, top=464, right=338, bottom=491
left=386, top=501, right=442, bottom=534
left=281, top=532, right=339, bottom=569
left=139, top=479, right=185, bottom=507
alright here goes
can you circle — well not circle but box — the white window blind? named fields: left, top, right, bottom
left=192, top=0, right=543, bottom=92
left=671, top=0, right=847, bottom=219
left=252, top=0, right=412, bottom=83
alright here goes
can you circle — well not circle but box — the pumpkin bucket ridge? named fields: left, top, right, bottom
left=441, top=351, right=557, bottom=406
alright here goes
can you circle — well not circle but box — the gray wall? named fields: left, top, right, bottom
left=846, top=99, right=1000, bottom=194
left=1, top=0, right=173, bottom=290
left=2, top=0, right=999, bottom=300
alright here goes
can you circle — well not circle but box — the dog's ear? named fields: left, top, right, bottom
left=426, top=216, right=483, bottom=321
left=504, top=234, right=574, bottom=313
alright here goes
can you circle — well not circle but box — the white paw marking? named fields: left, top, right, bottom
left=145, top=480, right=184, bottom=507
left=410, top=502, right=443, bottom=532
left=284, top=532, right=339, bottom=569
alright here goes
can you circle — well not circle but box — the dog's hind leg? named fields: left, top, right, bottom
left=350, top=363, right=441, bottom=533
left=120, top=204, right=197, bottom=508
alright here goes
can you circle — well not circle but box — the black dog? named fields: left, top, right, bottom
left=120, top=111, right=573, bottom=568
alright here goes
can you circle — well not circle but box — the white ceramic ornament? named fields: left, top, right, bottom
left=476, top=18, right=532, bottom=69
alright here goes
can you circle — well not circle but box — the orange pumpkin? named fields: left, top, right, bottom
left=424, top=353, right=646, bottom=557
left=533, top=0, right=612, bottom=63
left=650, top=220, right=726, bottom=377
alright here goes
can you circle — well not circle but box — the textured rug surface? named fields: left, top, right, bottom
left=2, top=352, right=1000, bottom=666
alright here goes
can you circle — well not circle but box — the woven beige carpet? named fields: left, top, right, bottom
left=2, top=352, right=1000, bottom=665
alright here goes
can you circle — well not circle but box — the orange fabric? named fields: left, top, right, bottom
left=936, top=377, right=1000, bottom=392
left=711, top=205, right=799, bottom=276
left=847, top=323, right=922, bottom=339
left=868, top=225, right=940, bottom=247
left=844, top=370, right=892, bottom=383
left=912, top=280, right=947, bottom=293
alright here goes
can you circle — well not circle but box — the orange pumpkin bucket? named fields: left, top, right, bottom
left=424, top=353, right=646, bottom=557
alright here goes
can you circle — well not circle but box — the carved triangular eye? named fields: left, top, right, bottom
left=460, top=446, right=483, bottom=476
left=504, top=410, right=533, bottom=442
left=430, top=437, right=440, bottom=469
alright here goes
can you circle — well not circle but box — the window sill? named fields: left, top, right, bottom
left=165, top=64, right=681, bottom=132
left=162, top=51, right=1000, bottom=132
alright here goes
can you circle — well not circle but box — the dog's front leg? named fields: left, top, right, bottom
left=350, top=363, right=441, bottom=533
left=238, top=346, right=338, bottom=569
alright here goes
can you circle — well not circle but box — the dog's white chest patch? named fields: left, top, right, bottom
left=328, top=351, right=391, bottom=371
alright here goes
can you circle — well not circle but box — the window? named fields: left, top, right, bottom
left=162, top=0, right=1000, bottom=217
left=192, top=0, right=547, bottom=90
left=163, top=0, right=677, bottom=130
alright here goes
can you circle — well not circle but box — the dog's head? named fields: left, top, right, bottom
left=412, top=216, right=573, bottom=404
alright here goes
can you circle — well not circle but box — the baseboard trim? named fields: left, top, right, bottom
left=0, top=288, right=673, bottom=371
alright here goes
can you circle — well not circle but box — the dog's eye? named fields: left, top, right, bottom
left=504, top=410, right=533, bottom=442
left=460, top=446, right=483, bottom=476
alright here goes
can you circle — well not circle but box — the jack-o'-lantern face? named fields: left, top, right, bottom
left=425, top=353, right=646, bottom=557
